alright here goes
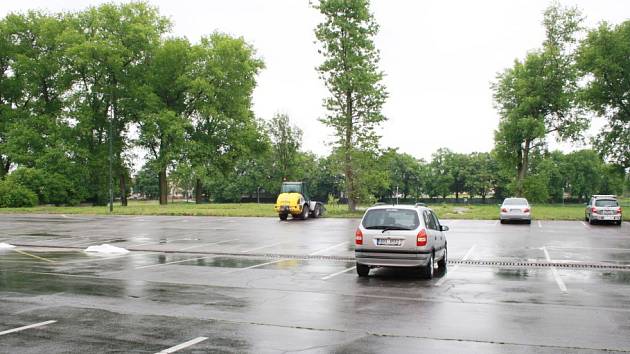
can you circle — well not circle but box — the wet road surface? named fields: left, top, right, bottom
left=1, top=214, right=630, bottom=353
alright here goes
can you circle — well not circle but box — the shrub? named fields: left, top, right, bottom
left=0, top=180, right=38, bottom=208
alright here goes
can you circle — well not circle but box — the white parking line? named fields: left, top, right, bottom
left=542, top=247, right=568, bottom=293
left=309, top=241, right=348, bottom=256
left=0, top=320, right=57, bottom=336
left=581, top=221, right=590, bottom=229
left=537, top=221, right=542, bottom=228
left=322, top=266, right=356, bottom=280
left=177, top=238, right=238, bottom=251
left=493, top=220, right=499, bottom=226
left=241, top=241, right=285, bottom=253
left=135, top=256, right=209, bottom=270
left=435, top=244, right=477, bottom=287
left=228, top=259, right=286, bottom=273
left=155, top=336, right=208, bottom=354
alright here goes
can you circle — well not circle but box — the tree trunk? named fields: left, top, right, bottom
left=344, top=90, right=356, bottom=212
left=119, top=173, right=128, bottom=206
left=455, top=191, right=459, bottom=203
left=195, top=178, right=203, bottom=204
left=516, top=140, right=531, bottom=197
left=0, top=158, right=9, bottom=179
left=159, top=169, right=168, bottom=205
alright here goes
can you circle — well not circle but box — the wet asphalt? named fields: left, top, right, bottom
left=0, top=214, right=629, bottom=353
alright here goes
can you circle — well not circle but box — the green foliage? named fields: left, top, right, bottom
left=577, top=21, right=630, bottom=167
left=133, top=165, right=160, bottom=199
left=0, top=180, right=38, bottom=207
left=493, top=3, right=587, bottom=196
left=314, top=0, right=387, bottom=211
left=267, top=113, right=303, bottom=181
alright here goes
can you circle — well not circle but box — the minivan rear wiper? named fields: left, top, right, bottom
left=381, top=226, right=411, bottom=233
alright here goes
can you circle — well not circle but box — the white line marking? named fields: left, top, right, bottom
left=0, top=320, right=57, bottom=336
left=322, top=266, right=357, bottom=280
left=537, top=221, right=542, bottom=228
left=135, top=256, right=209, bottom=269
left=241, top=241, right=285, bottom=253
left=155, top=336, right=208, bottom=354
left=581, top=221, right=590, bottom=229
left=494, top=220, right=499, bottom=226
left=309, top=241, right=349, bottom=256
left=178, top=239, right=238, bottom=251
left=435, top=244, right=476, bottom=287
left=542, top=247, right=568, bottom=293
left=228, top=259, right=286, bottom=273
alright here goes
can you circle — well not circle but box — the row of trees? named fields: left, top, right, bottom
left=0, top=3, right=265, bottom=206
left=493, top=4, right=629, bottom=198
left=1, top=1, right=628, bottom=209
left=133, top=114, right=626, bottom=204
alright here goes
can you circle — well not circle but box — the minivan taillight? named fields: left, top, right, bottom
left=355, top=229, right=363, bottom=245
left=592, top=207, right=598, bottom=214
left=501, top=208, right=507, bottom=212
left=617, top=207, right=622, bottom=214
left=523, top=208, right=530, bottom=213
left=417, top=229, right=427, bottom=247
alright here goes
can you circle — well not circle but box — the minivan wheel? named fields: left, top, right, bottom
left=356, top=263, right=369, bottom=277
left=437, top=247, right=447, bottom=269
left=421, top=253, right=434, bottom=279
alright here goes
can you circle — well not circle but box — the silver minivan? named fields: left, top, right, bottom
left=354, top=204, right=448, bottom=279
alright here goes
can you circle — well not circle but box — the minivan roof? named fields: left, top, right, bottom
left=367, top=204, right=429, bottom=211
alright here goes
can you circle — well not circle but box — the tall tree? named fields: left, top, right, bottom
left=139, top=38, right=193, bottom=205
left=67, top=2, right=169, bottom=205
left=0, top=17, right=18, bottom=178
left=314, top=0, right=387, bottom=211
left=577, top=21, right=630, bottom=167
left=267, top=113, right=302, bottom=181
left=493, top=3, right=587, bottom=196
left=188, top=33, right=264, bottom=203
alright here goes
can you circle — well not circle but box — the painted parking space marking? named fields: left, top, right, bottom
left=309, top=241, right=348, bottom=256
left=241, top=241, right=285, bottom=253
left=178, top=238, right=238, bottom=251
left=581, top=221, right=590, bottom=229
left=537, top=221, right=542, bottom=228
left=321, top=266, right=356, bottom=280
left=13, top=249, right=56, bottom=263
left=155, top=336, right=208, bottom=354
left=0, top=320, right=57, bottom=336
left=135, top=256, right=210, bottom=270
left=542, top=247, right=568, bottom=293
left=435, top=244, right=477, bottom=287
left=228, top=259, right=286, bottom=273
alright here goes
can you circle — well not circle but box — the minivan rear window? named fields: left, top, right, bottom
left=362, top=209, right=420, bottom=230
left=595, top=199, right=618, bottom=207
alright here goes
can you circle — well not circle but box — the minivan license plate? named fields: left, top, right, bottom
left=377, top=239, right=402, bottom=246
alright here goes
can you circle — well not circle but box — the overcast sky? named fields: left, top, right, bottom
left=1, top=0, right=628, bottom=162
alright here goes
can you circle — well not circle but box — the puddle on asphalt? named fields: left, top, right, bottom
left=598, top=271, right=630, bottom=284
left=24, top=232, right=63, bottom=237
left=495, top=268, right=532, bottom=279
left=152, top=255, right=266, bottom=268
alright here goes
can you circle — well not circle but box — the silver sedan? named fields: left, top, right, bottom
left=500, top=198, right=531, bottom=224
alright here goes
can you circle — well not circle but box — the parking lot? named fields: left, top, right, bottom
left=1, top=214, right=630, bottom=353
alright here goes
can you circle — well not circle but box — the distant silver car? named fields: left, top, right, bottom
left=585, top=195, right=622, bottom=225
left=500, top=198, right=531, bottom=224
left=354, top=204, right=448, bottom=279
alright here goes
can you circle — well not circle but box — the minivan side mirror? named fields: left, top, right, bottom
left=440, top=225, right=449, bottom=232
